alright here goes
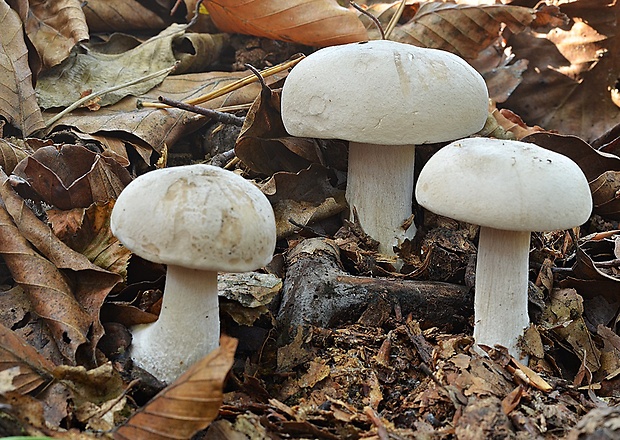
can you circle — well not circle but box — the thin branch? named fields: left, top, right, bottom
left=157, top=96, right=245, bottom=126
left=384, top=0, right=407, bottom=39
left=141, top=55, right=304, bottom=109
left=350, top=1, right=384, bottom=40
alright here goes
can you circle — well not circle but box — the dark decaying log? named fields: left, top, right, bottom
left=277, top=238, right=473, bottom=332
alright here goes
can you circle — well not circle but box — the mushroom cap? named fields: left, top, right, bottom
left=415, top=138, right=593, bottom=231
left=280, top=40, right=489, bottom=145
left=111, top=164, right=276, bottom=272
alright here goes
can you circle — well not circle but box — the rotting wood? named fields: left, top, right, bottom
left=277, top=238, right=473, bottom=336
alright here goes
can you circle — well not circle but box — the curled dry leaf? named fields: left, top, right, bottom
left=205, top=0, right=368, bottom=47
left=26, top=0, right=90, bottom=68
left=12, top=144, right=132, bottom=210
left=114, top=336, right=238, bottom=440
left=262, top=165, right=347, bottom=239
left=237, top=84, right=324, bottom=175
left=0, top=323, right=56, bottom=394
left=47, top=202, right=132, bottom=279
left=83, top=0, right=168, bottom=32
left=0, top=138, right=31, bottom=174
left=0, top=1, right=45, bottom=136
left=392, top=2, right=567, bottom=61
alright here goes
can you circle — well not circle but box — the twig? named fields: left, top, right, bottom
left=45, top=64, right=177, bottom=128
left=157, top=96, right=245, bottom=126
left=245, top=63, right=267, bottom=88
left=350, top=1, right=385, bottom=40
left=384, top=0, right=407, bottom=39
left=363, top=406, right=390, bottom=440
left=141, top=55, right=304, bottom=109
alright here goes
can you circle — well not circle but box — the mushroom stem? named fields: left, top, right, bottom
left=130, top=265, right=219, bottom=383
left=474, top=227, right=530, bottom=359
left=345, top=142, right=416, bottom=256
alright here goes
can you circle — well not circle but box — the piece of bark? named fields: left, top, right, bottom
left=277, top=238, right=472, bottom=333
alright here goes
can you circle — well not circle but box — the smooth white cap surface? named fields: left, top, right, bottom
left=280, top=40, right=489, bottom=145
left=111, top=164, right=276, bottom=272
left=415, top=138, right=592, bottom=231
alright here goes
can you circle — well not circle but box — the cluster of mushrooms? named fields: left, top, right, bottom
left=111, top=40, right=592, bottom=384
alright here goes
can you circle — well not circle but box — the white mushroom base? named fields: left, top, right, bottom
left=345, top=142, right=416, bottom=256
left=129, top=265, right=220, bottom=383
left=473, top=227, right=530, bottom=359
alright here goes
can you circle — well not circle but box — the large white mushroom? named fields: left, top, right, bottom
left=280, top=40, right=489, bottom=256
left=111, top=164, right=276, bottom=383
left=415, top=138, right=592, bottom=358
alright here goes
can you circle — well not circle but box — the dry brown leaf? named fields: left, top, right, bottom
left=36, top=24, right=182, bottom=110
left=44, top=70, right=285, bottom=157
left=504, top=0, right=620, bottom=142
left=590, top=171, right=620, bottom=219
left=0, top=1, right=45, bottom=136
left=114, top=336, right=238, bottom=440
left=542, top=288, right=601, bottom=374
left=236, top=84, right=321, bottom=175
left=205, top=0, right=368, bottom=47
left=26, top=0, right=89, bottom=68
left=0, top=323, right=56, bottom=394
left=12, top=144, right=132, bottom=210
left=0, top=196, right=90, bottom=363
left=0, top=169, right=121, bottom=364
left=48, top=202, right=132, bottom=278
left=83, top=0, right=168, bottom=32
left=392, top=2, right=566, bottom=61
left=0, top=138, right=31, bottom=174
left=262, top=165, right=347, bottom=239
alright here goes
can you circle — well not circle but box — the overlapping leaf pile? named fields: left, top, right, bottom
left=1, top=0, right=620, bottom=439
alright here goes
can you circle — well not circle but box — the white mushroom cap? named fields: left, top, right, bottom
left=111, top=164, right=276, bottom=272
left=280, top=40, right=489, bottom=145
left=415, top=138, right=593, bottom=232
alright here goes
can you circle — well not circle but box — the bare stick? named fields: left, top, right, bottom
left=157, top=96, right=245, bottom=126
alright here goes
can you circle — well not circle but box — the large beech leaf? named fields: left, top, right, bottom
left=504, top=0, right=620, bottom=142
left=114, top=336, right=238, bottom=440
left=0, top=169, right=121, bottom=364
left=205, top=0, right=368, bottom=47
left=393, top=2, right=567, bottom=61
left=12, top=144, right=132, bottom=210
left=0, top=323, right=56, bottom=394
left=36, top=24, right=183, bottom=109
left=0, top=0, right=45, bottom=136
left=26, top=0, right=90, bottom=68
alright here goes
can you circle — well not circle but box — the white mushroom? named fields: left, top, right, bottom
left=415, top=138, right=592, bottom=358
left=280, top=40, right=489, bottom=256
left=111, top=164, right=276, bottom=383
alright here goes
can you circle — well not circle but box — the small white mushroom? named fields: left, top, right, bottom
left=111, top=164, right=276, bottom=383
left=415, top=138, right=592, bottom=359
left=280, top=40, right=489, bottom=256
